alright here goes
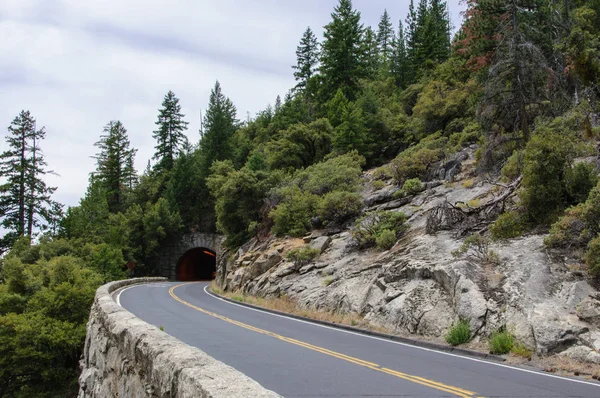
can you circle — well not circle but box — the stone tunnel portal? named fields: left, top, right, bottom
left=176, top=248, right=217, bottom=281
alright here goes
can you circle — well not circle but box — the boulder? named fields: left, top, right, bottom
left=309, top=236, right=332, bottom=253
left=249, top=251, right=283, bottom=279
left=577, top=295, right=600, bottom=328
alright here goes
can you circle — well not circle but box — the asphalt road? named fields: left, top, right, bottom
left=119, top=281, right=600, bottom=397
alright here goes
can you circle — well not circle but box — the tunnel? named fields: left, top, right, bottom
left=175, top=247, right=217, bottom=281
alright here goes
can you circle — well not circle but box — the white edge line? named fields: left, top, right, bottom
left=115, top=284, right=142, bottom=307
left=201, top=284, right=600, bottom=388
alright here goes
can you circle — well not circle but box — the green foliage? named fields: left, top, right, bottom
left=286, top=246, right=321, bottom=266
left=566, top=162, right=598, bottom=205
left=318, top=191, right=363, bottom=226
left=390, top=134, right=446, bottom=185
left=585, top=235, right=600, bottom=276
left=501, top=150, right=525, bottom=183
left=445, top=319, right=471, bottom=346
left=264, top=119, right=333, bottom=171
left=489, top=329, right=514, bottom=355
left=0, top=239, right=104, bottom=397
left=402, top=178, right=423, bottom=195
left=207, top=161, right=282, bottom=247
left=353, top=211, right=408, bottom=249
left=152, top=90, right=189, bottom=172
left=520, top=126, right=577, bottom=224
left=270, top=187, right=321, bottom=238
left=294, top=151, right=365, bottom=195
left=452, top=234, right=500, bottom=265
left=376, top=229, right=397, bottom=250
left=545, top=204, right=589, bottom=248
left=490, top=211, right=526, bottom=240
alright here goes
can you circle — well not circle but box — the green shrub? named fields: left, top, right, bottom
left=390, top=134, right=446, bottom=185
left=585, top=235, right=600, bottom=277
left=447, top=121, right=482, bottom=153
left=489, top=329, right=514, bottom=355
left=353, top=211, right=408, bottom=249
left=545, top=204, right=589, bottom=248
left=566, top=162, right=598, bottom=205
left=582, top=181, right=600, bottom=236
left=445, top=319, right=471, bottom=346
left=323, top=277, right=334, bottom=286
left=371, top=180, right=386, bottom=190
left=287, top=246, right=321, bottom=266
left=372, top=166, right=392, bottom=181
left=402, top=178, right=423, bottom=195
left=376, top=229, right=397, bottom=250
left=490, top=211, right=527, bottom=240
left=501, top=150, right=525, bottom=183
left=511, top=342, right=532, bottom=359
left=318, top=191, right=363, bottom=226
left=452, top=234, right=500, bottom=265
left=270, top=186, right=321, bottom=237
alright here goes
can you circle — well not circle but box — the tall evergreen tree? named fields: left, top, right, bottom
left=0, top=111, right=56, bottom=249
left=93, top=120, right=137, bottom=213
left=199, top=81, right=239, bottom=175
left=293, top=27, right=320, bottom=91
left=405, top=0, right=419, bottom=83
left=377, top=9, right=395, bottom=63
left=152, top=90, right=189, bottom=172
left=391, top=20, right=409, bottom=88
left=362, top=26, right=380, bottom=78
left=320, top=0, right=365, bottom=100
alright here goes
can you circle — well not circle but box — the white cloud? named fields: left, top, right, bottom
left=0, top=0, right=466, bottom=210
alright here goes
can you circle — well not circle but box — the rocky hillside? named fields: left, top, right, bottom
left=219, top=147, right=600, bottom=366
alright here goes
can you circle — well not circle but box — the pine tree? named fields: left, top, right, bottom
left=0, top=111, right=56, bottom=249
left=25, top=126, right=56, bottom=238
left=391, top=20, right=409, bottom=88
left=274, top=95, right=282, bottom=114
left=93, top=120, right=137, bottom=213
left=377, top=9, right=395, bottom=63
left=405, top=0, right=419, bottom=84
left=424, top=0, right=451, bottom=66
left=152, top=90, right=189, bottom=172
left=293, top=27, right=320, bottom=91
left=199, top=81, right=239, bottom=175
left=320, top=0, right=365, bottom=100
left=333, top=102, right=367, bottom=154
left=362, top=27, right=380, bottom=78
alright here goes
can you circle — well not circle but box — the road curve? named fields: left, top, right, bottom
left=119, top=281, right=600, bottom=398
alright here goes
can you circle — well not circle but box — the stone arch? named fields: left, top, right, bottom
left=156, top=233, right=226, bottom=281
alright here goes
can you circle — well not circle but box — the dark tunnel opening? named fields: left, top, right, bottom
left=176, top=247, right=217, bottom=281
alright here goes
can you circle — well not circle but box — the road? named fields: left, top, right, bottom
left=119, top=281, right=600, bottom=397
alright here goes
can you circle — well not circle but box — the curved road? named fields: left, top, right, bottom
left=119, top=282, right=600, bottom=397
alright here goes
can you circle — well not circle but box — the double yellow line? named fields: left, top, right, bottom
left=169, top=283, right=481, bottom=398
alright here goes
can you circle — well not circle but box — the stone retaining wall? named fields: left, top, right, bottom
left=78, top=278, right=279, bottom=398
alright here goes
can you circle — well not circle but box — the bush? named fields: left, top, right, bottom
left=372, top=166, right=391, bottom=181
left=402, top=178, right=423, bottom=195
left=353, top=211, right=408, bottom=249
left=376, top=229, right=397, bottom=250
left=317, top=191, right=363, bottom=226
left=489, top=329, right=514, bottom=355
left=566, top=162, right=598, bottom=205
left=452, top=234, right=500, bottom=265
left=286, top=246, right=321, bottom=266
left=545, top=204, right=589, bottom=248
left=501, top=150, right=524, bottom=183
left=371, top=180, right=386, bottom=190
left=445, top=319, right=471, bottom=346
left=390, top=134, right=446, bottom=185
left=270, top=187, right=321, bottom=237
left=490, top=211, right=526, bottom=240
left=585, top=235, right=600, bottom=277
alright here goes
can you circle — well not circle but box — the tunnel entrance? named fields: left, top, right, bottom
left=176, top=247, right=216, bottom=281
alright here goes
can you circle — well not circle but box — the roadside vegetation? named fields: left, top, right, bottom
left=3, top=0, right=600, bottom=394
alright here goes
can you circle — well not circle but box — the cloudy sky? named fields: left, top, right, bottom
left=0, top=0, right=466, bottom=209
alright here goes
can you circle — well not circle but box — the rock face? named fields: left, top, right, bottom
left=78, top=278, right=279, bottom=398
left=220, top=148, right=600, bottom=364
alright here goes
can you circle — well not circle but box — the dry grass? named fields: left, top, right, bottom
left=462, top=178, right=476, bottom=189
left=210, top=282, right=390, bottom=333
left=507, top=354, right=600, bottom=380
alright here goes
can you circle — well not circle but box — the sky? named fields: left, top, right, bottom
left=0, top=0, right=466, bottom=209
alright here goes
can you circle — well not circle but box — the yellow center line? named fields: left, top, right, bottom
left=168, top=282, right=481, bottom=398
